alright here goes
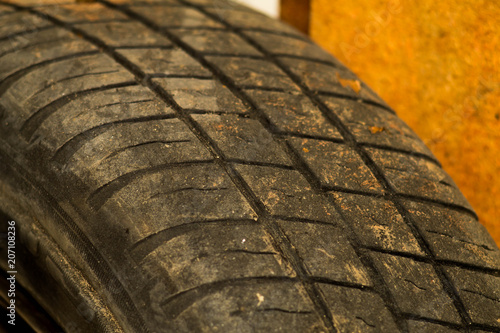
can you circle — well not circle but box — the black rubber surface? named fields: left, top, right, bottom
left=0, top=0, right=499, bottom=332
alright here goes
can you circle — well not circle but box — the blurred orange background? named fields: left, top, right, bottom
left=281, top=0, right=500, bottom=245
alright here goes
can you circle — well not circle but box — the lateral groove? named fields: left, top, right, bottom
left=31, top=69, right=121, bottom=97
left=102, top=139, right=191, bottom=161
left=316, top=90, right=396, bottom=114
left=159, top=276, right=300, bottom=319
left=226, top=159, right=295, bottom=170
left=358, top=142, right=441, bottom=166
left=401, top=314, right=464, bottom=331
left=87, top=160, right=214, bottom=211
left=0, top=50, right=100, bottom=97
left=21, top=81, right=137, bottom=141
left=274, top=53, right=339, bottom=67
left=148, top=73, right=213, bottom=79
left=200, top=52, right=266, bottom=60
left=255, top=308, right=313, bottom=314
left=363, top=246, right=500, bottom=276
left=0, top=25, right=54, bottom=42
left=131, top=219, right=258, bottom=260
left=277, top=131, right=345, bottom=144
left=51, top=114, right=178, bottom=164
left=0, top=36, right=73, bottom=58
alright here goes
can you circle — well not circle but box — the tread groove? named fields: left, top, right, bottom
left=315, top=90, right=396, bottom=114
left=102, top=139, right=191, bottom=161
left=31, top=69, right=122, bottom=97
left=0, top=36, right=74, bottom=58
left=148, top=73, right=213, bottom=79
left=241, top=28, right=309, bottom=41
left=0, top=25, right=54, bottom=42
left=159, top=276, right=300, bottom=319
left=226, top=159, right=295, bottom=170
left=402, top=313, right=500, bottom=333
left=277, top=132, right=440, bottom=166
left=131, top=219, right=257, bottom=260
left=200, top=52, right=266, bottom=60
left=363, top=246, right=500, bottom=276
left=323, top=187, right=477, bottom=220
left=87, top=160, right=214, bottom=211
left=0, top=50, right=100, bottom=97
left=114, top=44, right=175, bottom=49
left=273, top=53, right=339, bottom=67
left=51, top=114, right=178, bottom=164
left=358, top=142, right=441, bottom=166
left=21, top=81, right=137, bottom=141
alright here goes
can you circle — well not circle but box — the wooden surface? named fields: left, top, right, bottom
left=281, top=0, right=500, bottom=245
left=280, top=0, right=310, bottom=34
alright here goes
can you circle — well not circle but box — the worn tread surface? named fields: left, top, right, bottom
left=0, top=0, right=499, bottom=332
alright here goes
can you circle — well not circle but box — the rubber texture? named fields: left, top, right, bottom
left=0, top=0, right=499, bottom=332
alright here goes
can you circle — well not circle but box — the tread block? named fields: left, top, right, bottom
left=153, top=78, right=249, bottom=114
left=0, top=32, right=95, bottom=82
left=370, top=252, right=461, bottom=323
left=193, top=114, right=292, bottom=165
left=131, top=4, right=224, bottom=28
left=38, top=3, right=129, bottom=23
left=118, top=48, right=211, bottom=76
left=245, top=30, right=341, bottom=65
left=8, top=53, right=134, bottom=126
left=280, top=57, right=389, bottom=106
left=319, top=284, right=399, bottom=333
left=234, top=164, right=340, bottom=223
left=445, top=267, right=500, bottom=328
left=245, top=89, right=342, bottom=139
left=407, top=320, right=461, bottom=333
left=322, top=96, right=436, bottom=157
left=287, top=138, right=383, bottom=192
left=366, top=148, right=472, bottom=208
left=331, top=193, right=424, bottom=255
left=69, top=119, right=212, bottom=188
left=76, top=21, right=173, bottom=47
left=159, top=280, right=326, bottom=332
left=170, top=28, right=261, bottom=56
left=140, top=223, right=291, bottom=291
left=34, top=85, right=172, bottom=150
left=102, top=163, right=256, bottom=241
left=405, top=201, right=500, bottom=270
left=0, top=11, right=51, bottom=39
left=278, top=221, right=372, bottom=286
left=0, top=26, right=56, bottom=59
left=206, top=55, right=300, bottom=91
